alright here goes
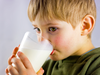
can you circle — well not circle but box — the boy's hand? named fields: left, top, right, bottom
left=5, top=46, right=44, bottom=75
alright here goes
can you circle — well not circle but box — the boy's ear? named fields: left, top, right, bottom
left=81, top=15, right=95, bottom=36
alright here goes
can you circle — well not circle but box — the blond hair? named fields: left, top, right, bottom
left=28, top=0, right=96, bottom=37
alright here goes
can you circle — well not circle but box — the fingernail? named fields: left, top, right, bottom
left=40, top=68, right=44, bottom=73
left=17, top=51, right=22, bottom=56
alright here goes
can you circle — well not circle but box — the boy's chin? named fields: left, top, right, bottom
left=49, top=55, right=65, bottom=61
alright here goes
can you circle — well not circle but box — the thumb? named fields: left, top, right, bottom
left=37, top=68, right=44, bottom=75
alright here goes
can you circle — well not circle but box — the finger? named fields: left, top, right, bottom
left=5, top=68, right=9, bottom=74
left=8, top=54, right=16, bottom=65
left=17, top=51, right=33, bottom=69
left=18, top=44, right=20, bottom=48
left=11, top=57, right=25, bottom=72
left=12, top=47, right=19, bottom=55
left=5, top=68, right=10, bottom=75
left=8, top=46, right=19, bottom=65
left=7, top=65, right=18, bottom=75
left=37, top=68, right=44, bottom=75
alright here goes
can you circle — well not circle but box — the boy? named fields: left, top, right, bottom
left=6, top=0, right=100, bottom=75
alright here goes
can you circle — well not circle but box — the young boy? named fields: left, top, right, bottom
left=6, top=0, right=100, bottom=75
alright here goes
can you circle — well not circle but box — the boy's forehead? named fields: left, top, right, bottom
left=32, top=14, right=51, bottom=25
left=32, top=19, right=72, bottom=27
left=32, top=19, right=51, bottom=26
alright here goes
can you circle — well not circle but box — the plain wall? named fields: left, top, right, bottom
left=0, top=0, right=100, bottom=74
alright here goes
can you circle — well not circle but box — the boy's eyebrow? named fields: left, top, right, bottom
left=32, top=22, right=59, bottom=26
left=46, top=23, right=58, bottom=25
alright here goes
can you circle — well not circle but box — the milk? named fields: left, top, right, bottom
left=18, top=48, right=51, bottom=72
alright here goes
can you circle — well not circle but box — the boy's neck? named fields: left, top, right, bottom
left=73, top=38, right=95, bottom=56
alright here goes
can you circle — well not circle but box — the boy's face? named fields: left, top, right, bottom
left=32, top=17, right=82, bottom=61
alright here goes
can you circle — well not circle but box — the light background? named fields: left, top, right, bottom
left=0, top=0, right=100, bottom=74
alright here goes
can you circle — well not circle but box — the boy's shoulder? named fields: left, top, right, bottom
left=77, top=47, right=100, bottom=62
left=76, top=47, right=100, bottom=75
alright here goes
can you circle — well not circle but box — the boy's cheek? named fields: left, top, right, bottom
left=53, top=36, right=65, bottom=46
left=53, top=36, right=72, bottom=48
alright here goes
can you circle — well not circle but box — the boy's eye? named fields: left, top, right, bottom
left=49, top=27, right=58, bottom=32
left=34, top=27, right=40, bottom=33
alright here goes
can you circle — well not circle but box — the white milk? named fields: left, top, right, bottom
left=18, top=48, right=51, bottom=72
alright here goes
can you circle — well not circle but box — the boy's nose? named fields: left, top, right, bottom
left=37, top=33, right=49, bottom=42
left=38, top=36, right=45, bottom=42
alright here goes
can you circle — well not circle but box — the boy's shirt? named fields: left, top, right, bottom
left=42, top=47, right=100, bottom=75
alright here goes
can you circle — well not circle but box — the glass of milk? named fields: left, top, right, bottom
left=17, top=31, right=53, bottom=72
